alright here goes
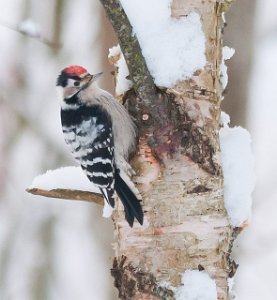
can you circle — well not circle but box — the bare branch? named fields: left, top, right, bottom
left=99, top=0, right=157, bottom=104
left=26, top=188, right=104, bottom=205
left=0, top=19, right=62, bottom=50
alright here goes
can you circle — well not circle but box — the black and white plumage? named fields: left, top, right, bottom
left=56, top=65, right=143, bottom=227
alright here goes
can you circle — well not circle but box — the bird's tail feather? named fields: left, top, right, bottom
left=114, top=171, right=143, bottom=227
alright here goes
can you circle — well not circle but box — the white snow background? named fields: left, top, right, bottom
left=231, top=1, right=277, bottom=298
left=0, top=0, right=276, bottom=299
left=0, top=1, right=117, bottom=299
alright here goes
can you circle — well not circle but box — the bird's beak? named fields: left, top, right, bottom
left=91, top=72, right=103, bottom=82
left=81, top=72, right=103, bottom=87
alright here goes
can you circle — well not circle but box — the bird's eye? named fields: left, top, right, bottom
left=74, top=81, right=80, bottom=87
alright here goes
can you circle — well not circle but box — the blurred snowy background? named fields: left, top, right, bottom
left=0, top=0, right=276, bottom=299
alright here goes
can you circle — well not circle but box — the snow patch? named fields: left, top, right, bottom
left=120, top=0, right=206, bottom=87
left=158, top=280, right=172, bottom=289
left=228, top=277, right=237, bottom=299
left=220, top=46, right=235, bottom=91
left=220, top=111, right=231, bottom=127
left=29, top=166, right=100, bottom=193
left=108, top=45, right=133, bottom=96
left=220, top=113, right=255, bottom=227
left=108, top=45, right=120, bottom=57
left=175, top=270, right=217, bottom=300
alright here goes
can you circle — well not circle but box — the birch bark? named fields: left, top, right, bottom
left=107, top=1, right=237, bottom=299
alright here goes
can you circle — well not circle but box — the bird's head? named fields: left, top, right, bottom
left=56, top=65, right=102, bottom=99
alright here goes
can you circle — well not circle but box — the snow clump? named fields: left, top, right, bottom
left=175, top=270, right=217, bottom=300
left=120, top=0, right=206, bottom=87
left=220, top=112, right=255, bottom=227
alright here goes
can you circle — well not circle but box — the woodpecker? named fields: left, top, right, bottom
left=56, top=65, right=143, bottom=227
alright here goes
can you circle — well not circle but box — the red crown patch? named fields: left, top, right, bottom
left=63, top=65, right=88, bottom=77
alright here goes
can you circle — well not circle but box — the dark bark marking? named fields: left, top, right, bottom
left=188, top=185, right=212, bottom=194
left=111, top=255, right=175, bottom=300
left=124, top=89, right=220, bottom=175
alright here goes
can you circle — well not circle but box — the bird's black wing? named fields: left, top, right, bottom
left=61, top=104, right=116, bottom=206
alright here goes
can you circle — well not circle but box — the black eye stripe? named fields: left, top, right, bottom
left=56, top=72, right=82, bottom=87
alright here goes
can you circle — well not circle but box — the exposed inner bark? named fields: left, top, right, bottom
left=125, top=89, right=221, bottom=175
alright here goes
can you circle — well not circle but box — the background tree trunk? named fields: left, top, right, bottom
left=102, top=1, right=236, bottom=299
left=222, top=0, right=257, bottom=128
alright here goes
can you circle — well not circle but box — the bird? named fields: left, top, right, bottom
left=56, top=65, right=143, bottom=227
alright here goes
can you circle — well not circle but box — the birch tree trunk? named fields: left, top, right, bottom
left=101, top=1, right=237, bottom=299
